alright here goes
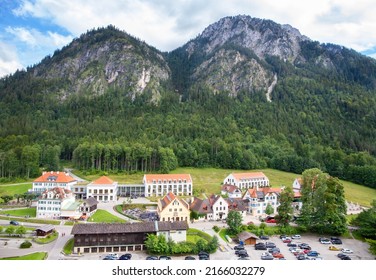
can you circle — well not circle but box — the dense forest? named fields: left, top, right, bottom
left=0, top=26, right=376, bottom=190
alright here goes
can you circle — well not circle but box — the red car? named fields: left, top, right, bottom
left=272, top=252, right=284, bottom=259
left=283, top=238, right=292, bottom=243
left=265, top=219, right=276, bottom=223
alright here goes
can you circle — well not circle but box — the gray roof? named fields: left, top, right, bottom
left=36, top=225, right=55, bottom=232
left=71, top=221, right=188, bottom=235
left=83, top=197, right=98, bottom=206
left=237, top=231, right=259, bottom=241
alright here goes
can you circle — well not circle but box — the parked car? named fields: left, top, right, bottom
left=198, top=251, right=210, bottom=260
left=261, top=253, right=274, bottom=260
left=184, top=256, right=196, bottom=260
left=159, top=256, right=172, bottom=260
left=299, top=243, right=311, bottom=250
left=265, top=219, right=276, bottom=223
left=119, top=253, right=132, bottom=260
left=268, top=247, right=280, bottom=254
left=287, top=243, right=297, bottom=247
left=235, top=249, right=248, bottom=256
left=237, top=251, right=249, bottom=258
left=291, top=234, right=301, bottom=239
left=272, top=252, right=284, bottom=259
left=265, top=242, right=276, bottom=248
left=105, top=253, right=118, bottom=259
left=307, top=251, right=319, bottom=257
left=234, top=244, right=244, bottom=250
left=320, top=238, right=331, bottom=244
left=329, top=246, right=341, bottom=251
left=146, top=256, right=159, bottom=260
left=341, top=248, right=353, bottom=254
left=9, top=220, right=19, bottom=225
left=331, top=237, right=343, bottom=244
left=340, top=255, right=352, bottom=260
left=103, top=255, right=117, bottom=260
left=255, top=242, right=267, bottom=250
left=297, top=254, right=307, bottom=260
left=337, top=253, right=347, bottom=259
left=282, top=238, right=292, bottom=243
left=259, top=235, right=269, bottom=240
left=279, top=235, right=287, bottom=239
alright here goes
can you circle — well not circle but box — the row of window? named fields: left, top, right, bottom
left=37, top=207, right=60, bottom=211
left=87, top=189, right=114, bottom=194
left=38, top=201, right=61, bottom=205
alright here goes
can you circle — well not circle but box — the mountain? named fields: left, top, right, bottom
left=17, top=25, right=171, bottom=102
left=168, top=15, right=376, bottom=97
left=1, top=15, right=376, bottom=189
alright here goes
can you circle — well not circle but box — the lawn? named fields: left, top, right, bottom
left=88, top=209, right=127, bottom=223
left=0, top=207, right=36, bottom=217
left=0, top=183, right=32, bottom=198
left=0, top=252, right=47, bottom=260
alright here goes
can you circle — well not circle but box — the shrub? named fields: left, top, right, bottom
left=20, top=240, right=32, bottom=249
left=212, top=225, right=220, bottom=232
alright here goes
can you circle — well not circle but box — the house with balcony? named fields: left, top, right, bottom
left=189, top=194, right=228, bottom=221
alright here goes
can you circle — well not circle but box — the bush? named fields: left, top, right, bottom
left=20, top=240, right=32, bottom=249
left=212, top=225, right=220, bottom=232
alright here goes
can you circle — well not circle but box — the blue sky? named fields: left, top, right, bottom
left=1, top=0, right=376, bottom=77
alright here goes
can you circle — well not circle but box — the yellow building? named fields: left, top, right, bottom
left=157, top=192, right=190, bottom=222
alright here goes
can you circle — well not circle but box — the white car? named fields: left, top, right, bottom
left=341, top=248, right=353, bottom=254
left=320, top=239, right=331, bottom=244
left=291, top=234, right=301, bottom=239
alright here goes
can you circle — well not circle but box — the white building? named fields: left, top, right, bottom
left=223, top=172, right=269, bottom=189
left=36, top=187, right=77, bottom=219
left=86, top=176, right=118, bottom=202
left=143, top=174, right=192, bottom=197
left=189, top=194, right=229, bottom=221
left=221, top=184, right=243, bottom=198
left=32, top=171, right=77, bottom=194
left=243, top=187, right=282, bottom=217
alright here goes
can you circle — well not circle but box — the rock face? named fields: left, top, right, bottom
left=170, top=15, right=312, bottom=99
left=30, top=26, right=171, bottom=101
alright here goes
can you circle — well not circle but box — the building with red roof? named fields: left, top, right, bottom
left=223, top=172, right=269, bottom=190
left=86, top=176, right=118, bottom=202
left=157, top=192, right=190, bottom=223
left=242, top=187, right=282, bottom=216
left=32, top=171, right=77, bottom=194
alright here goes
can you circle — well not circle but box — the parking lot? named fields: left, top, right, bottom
left=74, top=233, right=374, bottom=261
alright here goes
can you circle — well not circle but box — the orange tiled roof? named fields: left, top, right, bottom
left=34, top=171, right=76, bottom=183
left=232, top=172, right=267, bottom=180
left=144, top=174, right=192, bottom=184
left=91, top=176, right=114, bottom=185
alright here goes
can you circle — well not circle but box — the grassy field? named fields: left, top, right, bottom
left=88, top=209, right=127, bottom=223
left=0, top=252, right=47, bottom=260
left=0, top=183, right=32, bottom=197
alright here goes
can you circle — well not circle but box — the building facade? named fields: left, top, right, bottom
left=86, top=176, right=118, bottom=202
left=157, top=192, right=190, bottom=222
left=223, top=172, right=269, bottom=190
left=70, top=221, right=189, bottom=254
left=243, top=187, right=282, bottom=216
left=32, top=171, right=77, bottom=194
left=143, top=174, right=193, bottom=197
left=36, top=187, right=76, bottom=219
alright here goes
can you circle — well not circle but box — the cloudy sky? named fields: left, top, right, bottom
left=1, top=0, right=376, bottom=77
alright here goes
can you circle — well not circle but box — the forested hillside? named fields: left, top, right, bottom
left=0, top=16, right=376, bottom=189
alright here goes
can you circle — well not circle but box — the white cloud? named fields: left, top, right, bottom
left=0, top=42, right=24, bottom=77
left=6, top=26, right=73, bottom=49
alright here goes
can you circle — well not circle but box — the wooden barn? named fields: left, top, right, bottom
left=237, top=231, right=259, bottom=245
left=35, top=225, right=56, bottom=237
